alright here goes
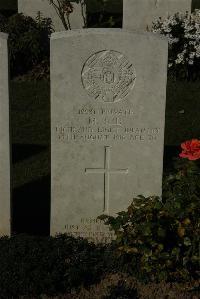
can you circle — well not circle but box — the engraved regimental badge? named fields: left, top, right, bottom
left=81, top=50, right=136, bottom=103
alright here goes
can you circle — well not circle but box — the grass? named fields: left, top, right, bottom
left=165, top=77, right=200, bottom=145
left=10, top=81, right=50, bottom=235
left=10, top=81, right=50, bottom=146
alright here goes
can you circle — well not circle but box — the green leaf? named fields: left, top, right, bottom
left=184, top=237, right=191, bottom=246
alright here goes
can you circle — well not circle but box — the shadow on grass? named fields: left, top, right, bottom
left=12, top=144, right=48, bottom=163
left=12, top=176, right=50, bottom=236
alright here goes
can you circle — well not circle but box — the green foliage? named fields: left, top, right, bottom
left=0, top=234, right=113, bottom=298
left=99, top=159, right=200, bottom=282
left=152, top=10, right=200, bottom=81
left=0, top=13, right=53, bottom=77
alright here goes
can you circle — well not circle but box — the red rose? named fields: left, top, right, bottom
left=179, top=139, right=200, bottom=161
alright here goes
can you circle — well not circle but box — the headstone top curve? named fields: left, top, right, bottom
left=50, top=29, right=168, bottom=42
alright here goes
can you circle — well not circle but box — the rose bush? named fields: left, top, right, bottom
left=99, top=140, right=200, bottom=282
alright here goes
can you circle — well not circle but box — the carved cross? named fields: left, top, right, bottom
left=85, top=146, right=129, bottom=213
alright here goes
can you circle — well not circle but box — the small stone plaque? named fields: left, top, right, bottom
left=123, top=0, right=192, bottom=31
left=0, top=33, right=10, bottom=236
left=50, top=29, right=168, bottom=243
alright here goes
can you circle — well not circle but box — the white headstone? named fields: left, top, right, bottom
left=50, top=29, right=168, bottom=243
left=123, top=0, right=192, bottom=31
left=18, top=0, right=85, bottom=31
left=0, top=32, right=10, bottom=236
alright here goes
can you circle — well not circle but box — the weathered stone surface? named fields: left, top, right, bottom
left=0, top=32, right=10, bottom=236
left=50, top=29, right=168, bottom=243
left=123, top=0, right=192, bottom=31
left=18, top=0, right=85, bottom=31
